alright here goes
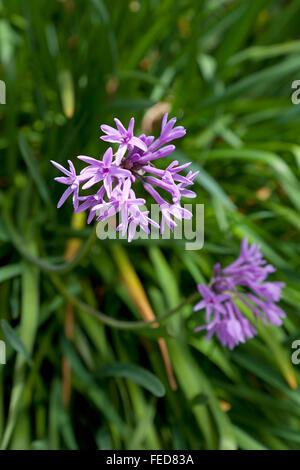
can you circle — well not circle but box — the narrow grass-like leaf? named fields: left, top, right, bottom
left=0, top=320, right=31, bottom=362
left=18, top=135, right=51, bottom=206
left=96, top=362, right=165, bottom=398
left=0, top=264, right=22, bottom=283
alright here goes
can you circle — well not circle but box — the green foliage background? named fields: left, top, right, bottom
left=1, top=0, right=300, bottom=450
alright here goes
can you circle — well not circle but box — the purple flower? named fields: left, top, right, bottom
left=75, top=186, right=106, bottom=224
left=51, top=113, right=196, bottom=242
left=78, top=148, right=131, bottom=196
left=149, top=114, right=186, bottom=151
left=100, top=118, right=147, bottom=164
left=50, top=159, right=81, bottom=210
left=143, top=182, right=192, bottom=233
left=193, top=238, right=286, bottom=349
left=94, top=179, right=146, bottom=236
left=127, top=206, right=160, bottom=242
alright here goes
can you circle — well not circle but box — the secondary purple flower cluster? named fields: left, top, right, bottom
left=51, top=115, right=198, bottom=241
left=193, top=238, right=286, bottom=349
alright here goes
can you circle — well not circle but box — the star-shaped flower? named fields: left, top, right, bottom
left=100, top=118, right=147, bottom=164
left=51, top=159, right=81, bottom=209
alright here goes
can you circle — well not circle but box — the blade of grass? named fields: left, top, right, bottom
left=0, top=239, right=39, bottom=449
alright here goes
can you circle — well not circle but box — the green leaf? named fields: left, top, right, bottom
left=58, top=70, right=75, bottom=119
left=0, top=264, right=22, bottom=283
left=0, top=320, right=31, bottom=362
left=202, top=54, right=300, bottom=108
left=173, top=150, right=235, bottom=210
left=96, top=362, right=166, bottom=398
left=233, top=426, right=267, bottom=450
left=106, top=98, right=155, bottom=111
left=205, top=148, right=300, bottom=212
left=191, top=393, right=209, bottom=406
left=18, top=135, right=51, bottom=206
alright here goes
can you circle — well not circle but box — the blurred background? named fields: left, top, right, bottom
left=1, top=0, right=300, bottom=450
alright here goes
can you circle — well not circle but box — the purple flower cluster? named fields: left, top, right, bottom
left=193, top=238, right=286, bottom=350
left=51, top=114, right=198, bottom=241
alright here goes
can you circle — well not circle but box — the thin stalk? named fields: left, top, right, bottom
left=50, top=274, right=198, bottom=330
left=3, top=207, right=97, bottom=274
left=5, top=204, right=199, bottom=330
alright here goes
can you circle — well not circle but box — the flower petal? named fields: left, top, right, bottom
left=57, top=186, right=73, bottom=208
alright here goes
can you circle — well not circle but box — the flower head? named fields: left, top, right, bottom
left=51, top=114, right=197, bottom=242
left=193, top=238, right=286, bottom=349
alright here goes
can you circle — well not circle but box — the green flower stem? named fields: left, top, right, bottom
left=50, top=273, right=198, bottom=330
left=5, top=205, right=199, bottom=330
left=4, top=206, right=97, bottom=274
